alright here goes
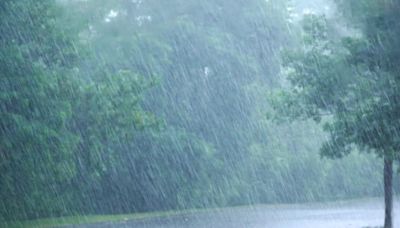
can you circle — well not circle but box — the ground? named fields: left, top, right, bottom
left=61, top=198, right=398, bottom=228
left=4, top=198, right=398, bottom=228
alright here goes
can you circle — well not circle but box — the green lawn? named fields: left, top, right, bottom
left=1, top=210, right=190, bottom=228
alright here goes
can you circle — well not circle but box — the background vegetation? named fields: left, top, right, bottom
left=0, top=0, right=398, bottom=223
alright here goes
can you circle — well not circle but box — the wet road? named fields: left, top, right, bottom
left=65, top=198, right=399, bottom=228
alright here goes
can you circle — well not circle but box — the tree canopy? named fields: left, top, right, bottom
left=0, top=0, right=397, bottom=224
left=271, top=1, right=400, bottom=226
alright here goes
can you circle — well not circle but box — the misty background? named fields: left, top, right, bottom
left=0, top=0, right=399, bottom=225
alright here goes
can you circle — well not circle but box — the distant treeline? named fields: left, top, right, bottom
left=0, top=0, right=397, bottom=222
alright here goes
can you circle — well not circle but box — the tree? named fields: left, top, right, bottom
left=271, top=3, right=400, bottom=226
left=0, top=0, right=162, bottom=219
left=1, top=0, right=391, bottom=222
left=64, top=0, right=292, bottom=206
left=0, top=0, right=80, bottom=220
left=328, top=2, right=400, bottom=226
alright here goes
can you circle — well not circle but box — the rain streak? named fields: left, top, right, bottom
left=0, top=0, right=399, bottom=227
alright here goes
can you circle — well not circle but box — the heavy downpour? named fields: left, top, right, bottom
left=1, top=0, right=399, bottom=227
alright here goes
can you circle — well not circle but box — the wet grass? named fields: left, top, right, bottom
left=2, top=204, right=236, bottom=228
left=0, top=205, right=253, bottom=228
left=0, top=210, right=189, bottom=228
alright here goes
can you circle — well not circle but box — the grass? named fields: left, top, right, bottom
left=0, top=210, right=193, bottom=228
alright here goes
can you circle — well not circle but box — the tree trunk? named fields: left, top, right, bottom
left=384, top=157, right=393, bottom=228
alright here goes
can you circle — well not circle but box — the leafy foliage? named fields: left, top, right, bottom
left=271, top=2, right=400, bottom=227
left=0, top=0, right=394, bottom=223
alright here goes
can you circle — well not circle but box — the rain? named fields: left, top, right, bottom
left=0, top=0, right=399, bottom=227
